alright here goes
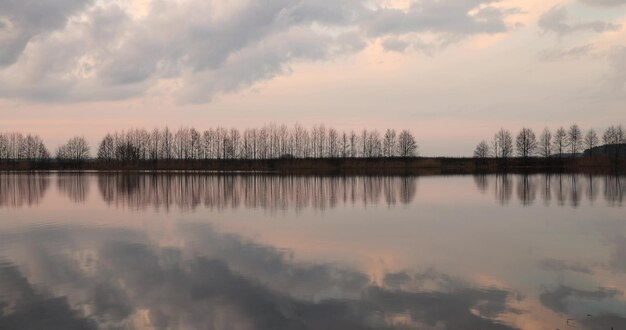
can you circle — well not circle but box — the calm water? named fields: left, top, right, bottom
left=0, top=173, right=624, bottom=330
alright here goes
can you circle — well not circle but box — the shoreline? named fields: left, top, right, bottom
left=0, top=157, right=623, bottom=174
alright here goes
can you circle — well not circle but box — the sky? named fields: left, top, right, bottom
left=1, top=0, right=626, bottom=156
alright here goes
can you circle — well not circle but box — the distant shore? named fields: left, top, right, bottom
left=0, top=157, right=623, bottom=174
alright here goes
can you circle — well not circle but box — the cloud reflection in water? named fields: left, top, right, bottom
left=0, top=223, right=519, bottom=329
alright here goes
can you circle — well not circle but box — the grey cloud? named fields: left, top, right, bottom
left=364, top=0, right=509, bottom=37
left=580, top=0, right=626, bottom=7
left=538, top=258, right=594, bottom=274
left=381, top=37, right=411, bottom=52
left=0, top=0, right=93, bottom=66
left=176, top=29, right=367, bottom=103
left=538, top=44, right=594, bottom=61
left=538, top=6, right=621, bottom=35
left=383, top=271, right=412, bottom=287
left=380, top=36, right=437, bottom=54
left=539, top=285, right=622, bottom=315
left=0, top=0, right=519, bottom=103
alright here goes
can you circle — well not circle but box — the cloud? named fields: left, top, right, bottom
left=538, top=44, right=594, bottom=61
left=0, top=0, right=519, bottom=103
left=580, top=0, right=626, bottom=7
left=364, top=0, right=510, bottom=37
left=539, top=285, right=622, bottom=315
left=0, top=0, right=93, bottom=67
left=538, top=258, right=594, bottom=274
left=538, top=6, right=621, bottom=35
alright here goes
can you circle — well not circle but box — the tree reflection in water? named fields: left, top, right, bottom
left=0, top=173, right=49, bottom=208
left=479, top=174, right=625, bottom=207
left=0, top=173, right=622, bottom=209
left=57, top=173, right=90, bottom=203
left=96, top=175, right=418, bottom=212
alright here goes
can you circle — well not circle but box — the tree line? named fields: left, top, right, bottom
left=0, top=125, right=419, bottom=162
left=0, top=132, right=50, bottom=161
left=474, top=124, right=625, bottom=158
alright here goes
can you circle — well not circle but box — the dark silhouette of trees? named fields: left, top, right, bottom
left=397, top=130, right=418, bottom=157
left=567, top=124, right=582, bottom=155
left=0, top=132, right=49, bottom=161
left=57, top=136, right=90, bottom=161
left=89, top=125, right=419, bottom=161
left=383, top=129, right=397, bottom=157
left=538, top=128, right=552, bottom=158
left=475, top=123, right=624, bottom=161
left=584, top=129, right=599, bottom=155
left=474, top=141, right=490, bottom=158
left=603, top=125, right=625, bottom=145
left=492, top=129, right=513, bottom=158
left=553, top=127, right=567, bottom=157
left=97, top=134, right=115, bottom=161
left=515, top=127, right=537, bottom=158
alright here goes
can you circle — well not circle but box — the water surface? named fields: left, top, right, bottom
left=0, top=173, right=624, bottom=329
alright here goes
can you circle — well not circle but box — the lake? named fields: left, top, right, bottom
left=0, top=173, right=624, bottom=329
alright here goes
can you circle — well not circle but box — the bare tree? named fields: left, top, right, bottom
left=21, top=135, right=48, bottom=161
left=0, top=134, right=7, bottom=160
left=162, top=127, right=173, bottom=160
left=603, top=125, right=625, bottom=145
left=538, top=128, right=552, bottom=158
left=149, top=128, right=161, bottom=160
left=3, top=132, right=24, bottom=160
left=311, top=125, right=327, bottom=158
left=0, top=132, right=49, bottom=161
left=229, top=128, right=241, bottom=159
left=190, top=128, right=201, bottom=159
left=340, top=132, right=349, bottom=158
left=37, top=141, right=50, bottom=160
left=97, top=134, right=115, bottom=160
left=362, top=130, right=381, bottom=157
left=241, top=128, right=253, bottom=159
left=383, top=129, right=397, bottom=157
left=57, top=136, right=90, bottom=161
left=278, top=124, right=290, bottom=156
left=349, top=131, right=358, bottom=158
left=584, top=129, right=599, bottom=155
left=515, top=127, right=537, bottom=158
left=369, top=130, right=382, bottom=157
left=258, top=126, right=268, bottom=159
left=328, top=128, right=339, bottom=158
left=567, top=124, right=582, bottom=155
left=474, top=141, right=490, bottom=158
left=397, top=130, right=418, bottom=157
left=493, top=129, right=513, bottom=158
left=552, top=127, right=567, bottom=157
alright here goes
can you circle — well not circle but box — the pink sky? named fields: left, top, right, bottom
left=1, top=0, right=625, bottom=156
